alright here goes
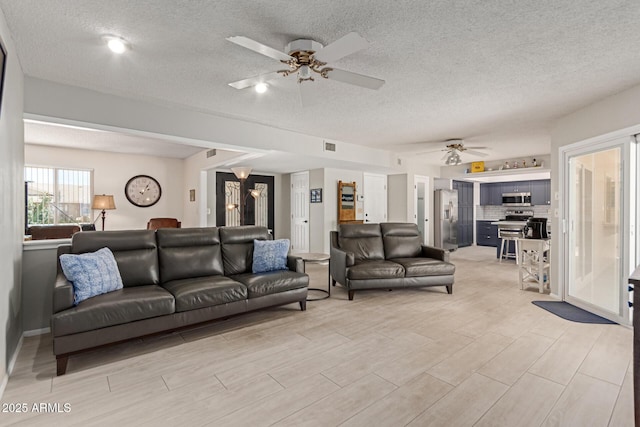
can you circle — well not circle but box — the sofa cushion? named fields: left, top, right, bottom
left=390, top=258, right=456, bottom=277
left=59, top=247, right=124, bottom=305
left=71, top=230, right=160, bottom=287
left=157, top=228, right=224, bottom=283
left=232, top=270, right=308, bottom=298
left=338, top=224, right=385, bottom=261
left=380, top=223, right=422, bottom=259
left=346, top=260, right=405, bottom=280
left=253, top=239, right=290, bottom=273
left=52, top=285, right=175, bottom=336
left=162, top=276, right=247, bottom=312
left=220, top=226, right=270, bottom=275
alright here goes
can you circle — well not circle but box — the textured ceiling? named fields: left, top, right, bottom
left=4, top=0, right=640, bottom=166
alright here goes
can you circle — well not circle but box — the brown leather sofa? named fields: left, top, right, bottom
left=330, top=223, right=455, bottom=300
left=52, top=226, right=308, bottom=375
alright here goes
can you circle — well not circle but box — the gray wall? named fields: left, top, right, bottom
left=0, top=8, right=25, bottom=385
left=22, top=243, right=60, bottom=331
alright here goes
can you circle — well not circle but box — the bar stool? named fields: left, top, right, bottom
left=498, top=229, right=522, bottom=264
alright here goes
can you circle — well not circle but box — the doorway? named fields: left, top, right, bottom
left=215, top=172, right=275, bottom=232
left=363, top=173, right=387, bottom=224
left=414, top=175, right=430, bottom=245
left=561, top=136, right=637, bottom=324
left=290, top=171, right=310, bottom=253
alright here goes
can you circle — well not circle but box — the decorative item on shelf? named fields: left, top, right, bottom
left=92, top=194, right=116, bottom=231
left=504, top=161, right=510, bottom=169
left=522, top=160, right=527, bottom=168
left=471, top=161, right=485, bottom=173
left=532, top=158, right=538, bottom=167
left=227, top=167, right=261, bottom=225
left=513, top=161, right=519, bottom=168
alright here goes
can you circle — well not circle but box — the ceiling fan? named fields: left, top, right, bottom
left=226, top=32, right=385, bottom=92
left=417, top=139, right=490, bottom=165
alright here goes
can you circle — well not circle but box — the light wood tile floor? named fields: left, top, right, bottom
left=0, top=246, right=633, bottom=426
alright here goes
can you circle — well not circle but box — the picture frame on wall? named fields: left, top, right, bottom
left=310, top=188, right=322, bottom=203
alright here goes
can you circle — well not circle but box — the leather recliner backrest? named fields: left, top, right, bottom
left=219, top=226, right=270, bottom=275
left=380, top=222, right=422, bottom=259
left=71, top=230, right=159, bottom=287
left=338, top=224, right=385, bottom=261
left=156, top=228, right=224, bottom=283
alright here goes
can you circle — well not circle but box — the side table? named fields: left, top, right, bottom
left=297, top=253, right=331, bottom=301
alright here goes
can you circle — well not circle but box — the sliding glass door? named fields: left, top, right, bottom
left=563, top=136, right=636, bottom=324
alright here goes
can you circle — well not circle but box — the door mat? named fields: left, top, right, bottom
left=532, top=301, right=617, bottom=324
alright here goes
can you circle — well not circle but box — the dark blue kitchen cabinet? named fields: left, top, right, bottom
left=476, top=220, right=498, bottom=247
left=530, top=179, right=551, bottom=205
left=479, top=183, right=502, bottom=206
left=453, top=180, right=474, bottom=247
left=502, top=180, right=530, bottom=194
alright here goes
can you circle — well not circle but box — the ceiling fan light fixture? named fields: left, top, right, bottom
left=445, top=152, right=462, bottom=166
left=254, top=83, right=268, bottom=93
left=104, top=35, right=129, bottom=54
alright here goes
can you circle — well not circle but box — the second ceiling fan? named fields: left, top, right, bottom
left=226, top=32, right=385, bottom=92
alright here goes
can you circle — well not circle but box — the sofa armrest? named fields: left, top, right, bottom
left=330, top=231, right=354, bottom=286
left=53, top=273, right=75, bottom=313
left=287, top=255, right=305, bottom=273
left=421, top=245, right=449, bottom=262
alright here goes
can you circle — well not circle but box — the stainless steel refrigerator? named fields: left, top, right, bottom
left=434, top=189, right=458, bottom=251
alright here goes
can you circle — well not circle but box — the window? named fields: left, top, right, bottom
left=25, top=166, right=93, bottom=226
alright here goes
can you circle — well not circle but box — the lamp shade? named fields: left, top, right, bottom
left=231, top=166, right=252, bottom=180
left=92, top=194, right=116, bottom=210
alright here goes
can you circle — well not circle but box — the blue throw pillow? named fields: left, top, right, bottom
left=253, top=239, right=290, bottom=273
left=60, top=247, right=124, bottom=305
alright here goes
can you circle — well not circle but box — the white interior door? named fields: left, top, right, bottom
left=414, top=175, right=430, bottom=245
left=363, top=173, right=387, bottom=224
left=291, top=171, right=309, bottom=253
left=562, top=136, right=637, bottom=324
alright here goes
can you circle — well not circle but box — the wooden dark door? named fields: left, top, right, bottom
left=453, top=180, right=474, bottom=247
left=216, top=172, right=275, bottom=232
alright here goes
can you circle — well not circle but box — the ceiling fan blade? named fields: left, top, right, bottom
left=464, top=149, right=489, bottom=157
left=226, top=36, right=293, bottom=62
left=313, top=32, right=369, bottom=63
left=325, top=68, right=385, bottom=90
left=228, top=71, right=282, bottom=90
left=465, top=146, right=489, bottom=150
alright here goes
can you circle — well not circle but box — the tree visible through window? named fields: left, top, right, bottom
left=25, top=166, right=93, bottom=226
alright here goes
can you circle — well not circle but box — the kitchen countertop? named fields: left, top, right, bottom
left=490, top=221, right=528, bottom=227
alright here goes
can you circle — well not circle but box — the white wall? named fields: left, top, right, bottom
left=182, top=149, right=244, bottom=228
left=24, top=78, right=397, bottom=171
left=25, top=145, right=184, bottom=230
left=550, top=82, right=640, bottom=297
left=0, top=8, right=24, bottom=393
left=308, top=169, right=325, bottom=252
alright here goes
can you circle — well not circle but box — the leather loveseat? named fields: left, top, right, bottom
left=52, top=226, right=308, bottom=375
left=330, top=223, right=455, bottom=300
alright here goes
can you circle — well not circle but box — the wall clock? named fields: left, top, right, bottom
left=125, top=175, right=162, bottom=207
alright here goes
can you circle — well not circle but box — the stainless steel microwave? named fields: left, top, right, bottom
left=502, top=192, right=531, bottom=206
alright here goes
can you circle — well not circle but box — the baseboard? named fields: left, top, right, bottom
left=23, top=327, right=50, bottom=337
left=549, top=293, right=561, bottom=300
left=0, top=334, right=24, bottom=400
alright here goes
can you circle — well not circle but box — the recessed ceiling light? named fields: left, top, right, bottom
left=254, top=83, right=268, bottom=94
left=104, top=35, right=129, bottom=54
